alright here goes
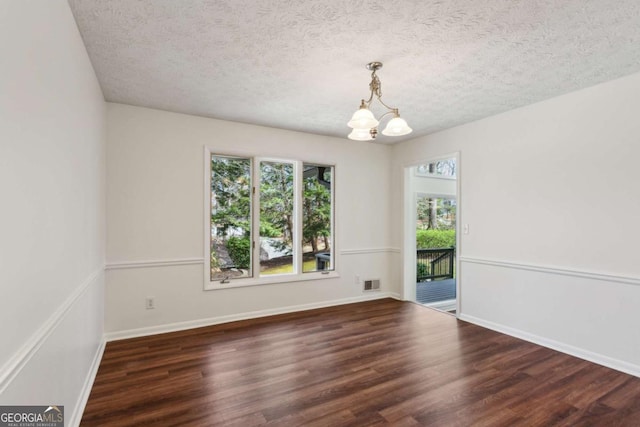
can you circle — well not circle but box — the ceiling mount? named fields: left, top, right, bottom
left=365, top=61, right=383, bottom=72
left=347, top=62, right=412, bottom=141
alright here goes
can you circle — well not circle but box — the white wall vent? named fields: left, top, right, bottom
left=363, top=279, right=380, bottom=292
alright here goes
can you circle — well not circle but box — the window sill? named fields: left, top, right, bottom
left=204, top=271, right=340, bottom=291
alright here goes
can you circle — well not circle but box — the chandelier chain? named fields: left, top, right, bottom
left=366, top=69, right=397, bottom=113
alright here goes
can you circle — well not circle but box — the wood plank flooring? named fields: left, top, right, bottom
left=81, top=299, right=640, bottom=426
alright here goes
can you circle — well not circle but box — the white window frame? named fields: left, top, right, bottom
left=204, top=147, right=338, bottom=290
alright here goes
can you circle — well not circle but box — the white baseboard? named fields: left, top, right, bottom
left=459, top=313, right=640, bottom=378
left=69, top=338, right=106, bottom=427
left=387, top=292, right=402, bottom=300
left=105, top=292, right=397, bottom=342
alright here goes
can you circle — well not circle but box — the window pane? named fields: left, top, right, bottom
left=302, top=164, right=333, bottom=272
left=210, top=155, right=252, bottom=281
left=260, top=161, right=294, bottom=276
left=415, top=159, right=456, bottom=178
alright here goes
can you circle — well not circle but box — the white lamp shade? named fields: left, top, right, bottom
left=348, top=107, right=379, bottom=129
left=382, top=116, right=412, bottom=136
left=348, top=128, right=373, bottom=141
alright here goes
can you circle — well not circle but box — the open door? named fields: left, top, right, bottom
left=403, top=154, right=460, bottom=315
left=416, top=195, right=456, bottom=313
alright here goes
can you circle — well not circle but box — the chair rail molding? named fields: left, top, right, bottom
left=459, top=256, right=640, bottom=287
left=105, top=258, right=205, bottom=270
left=106, top=250, right=401, bottom=271
left=0, top=267, right=104, bottom=393
left=340, top=247, right=401, bottom=255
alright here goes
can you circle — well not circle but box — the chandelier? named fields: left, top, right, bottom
left=347, top=62, right=412, bottom=141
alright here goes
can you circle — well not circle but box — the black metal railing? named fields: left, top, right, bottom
left=315, top=252, right=331, bottom=270
left=417, top=247, right=455, bottom=282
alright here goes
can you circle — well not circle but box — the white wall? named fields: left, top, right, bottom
left=391, top=71, right=640, bottom=375
left=1, top=3, right=636, bottom=421
left=105, top=103, right=395, bottom=337
left=0, top=0, right=106, bottom=424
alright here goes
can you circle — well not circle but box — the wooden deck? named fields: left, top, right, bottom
left=416, top=278, right=456, bottom=304
left=82, top=299, right=640, bottom=426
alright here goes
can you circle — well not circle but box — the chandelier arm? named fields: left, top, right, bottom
left=376, top=110, right=398, bottom=121
left=363, top=90, right=375, bottom=105
left=375, top=95, right=399, bottom=113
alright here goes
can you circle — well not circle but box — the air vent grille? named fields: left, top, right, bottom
left=364, top=279, right=380, bottom=292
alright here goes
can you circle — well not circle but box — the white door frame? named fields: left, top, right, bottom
left=402, top=152, right=461, bottom=316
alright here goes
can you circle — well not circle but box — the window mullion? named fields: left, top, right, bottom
left=331, top=166, right=336, bottom=270
left=293, top=160, right=303, bottom=276
left=252, top=157, right=261, bottom=278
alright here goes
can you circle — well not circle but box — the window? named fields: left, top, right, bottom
left=302, top=164, right=333, bottom=272
left=259, top=160, right=295, bottom=276
left=209, top=155, right=252, bottom=280
left=415, top=159, right=456, bottom=179
left=206, top=150, right=335, bottom=288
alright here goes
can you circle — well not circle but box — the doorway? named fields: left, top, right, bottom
left=416, top=195, right=456, bottom=313
left=403, top=154, right=460, bottom=315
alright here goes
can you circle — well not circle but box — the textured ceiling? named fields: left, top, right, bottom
left=68, top=0, right=640, bottom=143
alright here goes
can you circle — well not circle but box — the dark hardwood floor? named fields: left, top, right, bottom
left=81, top=299, right=640, bottom=426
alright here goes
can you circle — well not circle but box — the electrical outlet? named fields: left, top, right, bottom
left=145, top=297, right=155, bottom=310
